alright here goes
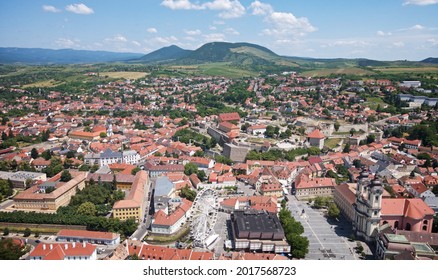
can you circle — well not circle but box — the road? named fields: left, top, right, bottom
left=0, top=199, right=14, bottom=210
left=287, top=194, right=360, bottom=260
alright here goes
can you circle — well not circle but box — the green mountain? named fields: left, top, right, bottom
left=137, top=45, right=191, bottom=63
left=0, top=47, right=143, bottom=64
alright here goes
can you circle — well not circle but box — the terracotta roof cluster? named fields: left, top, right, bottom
left=127, top=242, right=213, bottom=260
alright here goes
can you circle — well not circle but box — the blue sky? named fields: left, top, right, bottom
left=0, top=0, right=437, bottom=60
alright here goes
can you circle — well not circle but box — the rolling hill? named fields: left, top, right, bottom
left=138, top=45, right=191, bottom=63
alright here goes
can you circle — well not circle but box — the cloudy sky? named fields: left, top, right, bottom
left=1, top=0, right=437, bottom=60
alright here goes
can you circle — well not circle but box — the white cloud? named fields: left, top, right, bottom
left=161, top=0, right=203, bottom=10
left=132, top=41, right=141, bottom=46
left=224, top=27, right=239, bottom=35
left=403, top=0, right=438, bottom=6
left=427, top=38, right=438, bottom=45
left=43, top=5, right=61, bottom=13
left=392, top=41, right=405, bottom=47
left=148, top=36, right=179, bottom=46
left=184, top=36, right=197, bottom=41
left=250, top=1, right=316, bottom=39
left=213, top=20, right=225, bottom=25
left=377, top=30, right=392, bottom=36
left=65, top=3, right=94, bottom=15
left=184, top=29, right=202, bottom=36
left=203, top=0, right=245, bottom=19
left=324, top=40, right=371, bottom=48
left=209, top=26, right=217, bottom=30
left=147, top=27, right=158, bottom=33
left=105, top=35, right=128, bottom=43
left=55, top=38, right=80, bottom=48
left=249, top=0, right=273, bottom=15
left=264, top=12, right=317, bottom=37
left=409, top=24, right=425, bottom=30
left=161, top=0, right=245, bottom=18
left=203, top=33, right=226, bottom=42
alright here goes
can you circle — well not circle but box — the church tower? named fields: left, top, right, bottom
left=353, top=169, right=383, bottom=242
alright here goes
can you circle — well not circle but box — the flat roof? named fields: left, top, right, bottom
left=385, top=234, right=409, bottom=244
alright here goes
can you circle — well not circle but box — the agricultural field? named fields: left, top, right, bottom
left=373, top=66, right=438, bottom=74
left=22, top=79, right=62, bottom=88
left=301, top=67, right=375, bottom=77
left=99, top=71, right=149, bottom=79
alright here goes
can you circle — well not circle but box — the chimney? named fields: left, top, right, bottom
left=72, top=242, right=76, bottom=248
left=49, top=244, right=53, bottom=250
left=83, top=242, right=86, bottom=248
left=43, top=244, right=46, bottom=250
left=64, top=244, right=68, bottom=250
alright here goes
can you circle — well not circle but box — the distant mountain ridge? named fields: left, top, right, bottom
left=422, top=57, right=438, bottom=64
left=0, top=47, right=143, bottom=64
left=0, top=44, right=436, bottom=69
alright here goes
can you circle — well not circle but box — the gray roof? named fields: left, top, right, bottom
left=154, top=176, right=174, bottom=197
left=101, top=148, right=122, bottom=158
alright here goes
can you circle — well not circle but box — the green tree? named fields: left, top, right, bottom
left=343, top=143, right=351, bottom=153
left=180, top=186, right=197, bottom=201
left=23, top=227, right=31, bottom=237
left=131, top=167, right=141, bottom=175
left=288, top=234, right=309, bottom=259
left=313, top=196, right=325, bottom=209
left=366, top=134, right=376, bottom=144
left=328, top=203, right=340, bottom=219
left=334, top=122, right=340, bottom=132
left=353, top=159, right=362, bottom=168
left=0, top=239, right=25, bottom=260
left=184, top=162, right=198, bottom=176
left=60, top=170, right=72, bottom=182
left=41, top=150, right=52, bottom=160
left=30, top=148, right=39, bottom=159
left=99, top=132, right=107, bottom=138
left=3, top=227, right=9, bottom=236
left=76, top=202, right=97, bottom=216
left=66, top=150, right=76, bottom=159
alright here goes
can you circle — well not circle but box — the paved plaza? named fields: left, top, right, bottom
left=287, top=194, right=362, bottom=260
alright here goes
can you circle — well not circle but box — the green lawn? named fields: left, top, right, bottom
left=364, top=97, right=389, bottom=110
left=325, top=138, right=342, bottom=149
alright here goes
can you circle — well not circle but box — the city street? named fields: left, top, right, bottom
left=287, top=194, right=360, bottom=260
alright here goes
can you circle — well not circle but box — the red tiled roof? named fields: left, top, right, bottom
left=57, top=229, right=119, bottom=240
left=381, top=198, right=434, bottom=219
left=30, top=242, right=96, bottom=260
left=307, top=129, right=325, bottom=139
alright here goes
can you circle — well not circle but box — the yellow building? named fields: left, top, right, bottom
left=13, top=171, right=87, bottom=212
left=112, top=171, right=149, bottom=222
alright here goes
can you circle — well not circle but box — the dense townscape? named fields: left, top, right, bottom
left=1, top=63, right=438, bottom=261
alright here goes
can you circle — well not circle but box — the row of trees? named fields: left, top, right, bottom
left=278, top=207, right=309, bottom=259
left=0, top=211, right=137, bottom=237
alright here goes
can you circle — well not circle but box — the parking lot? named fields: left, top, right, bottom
left=287, top=195, right=360, bottom=260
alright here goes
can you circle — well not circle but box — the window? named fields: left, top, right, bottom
left=375, top=195, right=379, bottom=202
left=405, top=223, right=411, bottom=231
left=394, top=221, right=399, bottom=229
